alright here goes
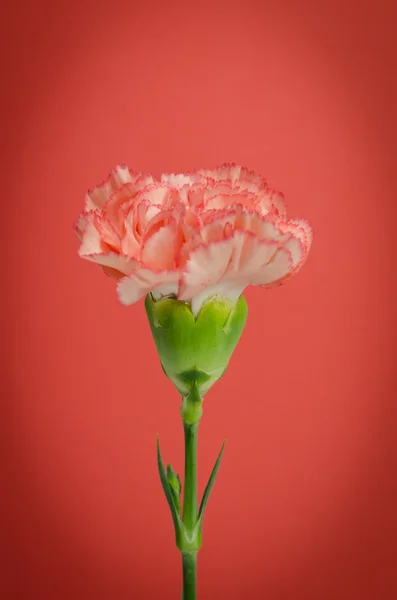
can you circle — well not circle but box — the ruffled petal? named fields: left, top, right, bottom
left=179, top=232, right=281, bottom=314
left=137, top=184, right=177, bottom=208
left=141, top=224, right=179, bottom=270
left=252, top=246, right=294, bottom=286
left=85, top=166, right=133, bottom=211
left=204, top=191, right=259, bottom=212
left=279, top=219, right=313, bottom=250
left=77, top=212, right=121, bottom=251
left=160, top=173, right=200, bottom=188
left=78, top=221, right=103, bottom=256
left=256, top=188, right=286, bottom=218
left=74, top=213, right=88, bottom=241
left=257, top=219, right=313, bottom=287
left=117, top=269, right=179, bottom=305
left=95, top=214, right=120, bottom=251
left=198, top=163, right=263, bottom=185
left=103, top=183, right=138, bottom=230
left=77, top=215, right=135, bottom=276
left=79, top=247, right=136, bottom=277
left=179, top=239, right=234, bottom=301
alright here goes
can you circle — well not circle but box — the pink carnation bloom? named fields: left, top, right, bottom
left=75, top=164, right=312, bottom=315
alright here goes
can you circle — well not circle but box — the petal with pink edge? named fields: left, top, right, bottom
left=252, top=247, right=294, bottom=286
left=78, top=213, right=121, bottom=254
left=160, top=173, right=200, bottom=188
left=117, top=269, right=179, bottom=305
left=78, top=221, right=104, bottom=256
left=78, top=247, right=136, bottom=277
left=85, top=166, right=133, bottom=211
left=277, top=219, right=313, bottom=277
left=74, top=213, right=88, bottom=241
left=141, top=225, right=180, bottom=270
left=179, top=239, right=235, bottom=301
left=179, top=233, right=287, bottom=314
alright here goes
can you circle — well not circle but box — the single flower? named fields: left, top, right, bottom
left=74, top=164, right=313, bottom=599
left=75, top=164, right=312, bottom=316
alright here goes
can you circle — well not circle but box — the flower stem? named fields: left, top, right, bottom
left=182, top=551, right=197, bottom=600
left=182, top=420, right=199, bottom=599
left=183, top=421, right=199, bottom=530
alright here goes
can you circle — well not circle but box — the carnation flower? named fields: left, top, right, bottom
left=74, top=164, right=314, bottom=596
left=75, top=164, right=312, bottom=315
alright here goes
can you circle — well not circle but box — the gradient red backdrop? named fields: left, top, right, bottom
left=3, top=0, right=397, bottom=598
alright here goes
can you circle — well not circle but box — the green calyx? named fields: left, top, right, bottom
left=145, top=294, right=248, bottom=400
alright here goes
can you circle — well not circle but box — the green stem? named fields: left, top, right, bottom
left=182, top=420, right=199, bottom=599
left=183, top=420, right=199, bottom=531
left=182, top=552, right=197, bottom=600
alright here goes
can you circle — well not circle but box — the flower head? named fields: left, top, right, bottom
left=75, top=164, right=312, bottom=315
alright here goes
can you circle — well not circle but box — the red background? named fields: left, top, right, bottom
left=3, top=0, right=397, bottom=598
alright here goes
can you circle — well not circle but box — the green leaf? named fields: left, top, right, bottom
left=197, top=440, right=226, bottom=527
left=157, top=437, right=183, bottom=534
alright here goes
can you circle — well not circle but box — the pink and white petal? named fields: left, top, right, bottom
left=122, top=199, right=161, bottom=245
left=186, top=184, right=207, bottom=207
left=268, top=189, right=287, bottom=218
left=231, top=210, right=288, bottom=243
left=199, top=164, right=267, bottom=195
left=141, top=225, right=180, bottom=270
left=142, top=208, right=174, bottom=240
left=181, top=234, right=281, bottom=315
left=78, top=249, right=137, bottom=276
left=134, top=173, right=155, bottom=188
left=180, top=229, right=275, bottom=298
left=144, top=185, right=172, bottom=205
left=120, top=229, right=140, bottom=257
left=117, top=269, right=179, bottom=305
left=203, top=194, right=232, bottom=210
left=223, top=230, right=248, bottom=274
left=198, top=164, right=243, bottom=185
left=179, top=238, right=235, bottom=301
left=95, top=214, right=121, bottom=250
left=204, top=192, right=259, bottom=212
left=134, top=184, right=180, bottom=210
left=229, top=232, right=279, bottom=277
left=235, top=177, right=267, bottom=194
left=201, top=206, right=238, bottom=228
left=283, top=235, right=304, bottom=268
left=251, top=218, right=288, bottom=241
left=255, top=189, right=287, bottom=218
left=197, top=164, right=234, bottom=181
left=200, top=214, right=237, bottom=244
left=74, top=213, right=88, bottom=240
left=160, top=173, right=197, bottom=188
left=233, top=165, right=267, bottom=188
left=273, top=229, right=311, bottom=283
left=85, top=166, right=133, bottom=211
left=98, top=254, right=137, bottom=276
left=104, top=183, right=137, bottom=227
left=203, top=182, right=234, bottom=199
left=253, top=247, right=294, bottom=287
left=278, top=219, right=313, bottom=249
left=78, top=221, right=104, bottom=256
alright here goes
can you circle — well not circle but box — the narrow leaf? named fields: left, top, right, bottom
left=198, top=440, right=226, bottom=522
left=157, top=436, right=183, bottom=532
